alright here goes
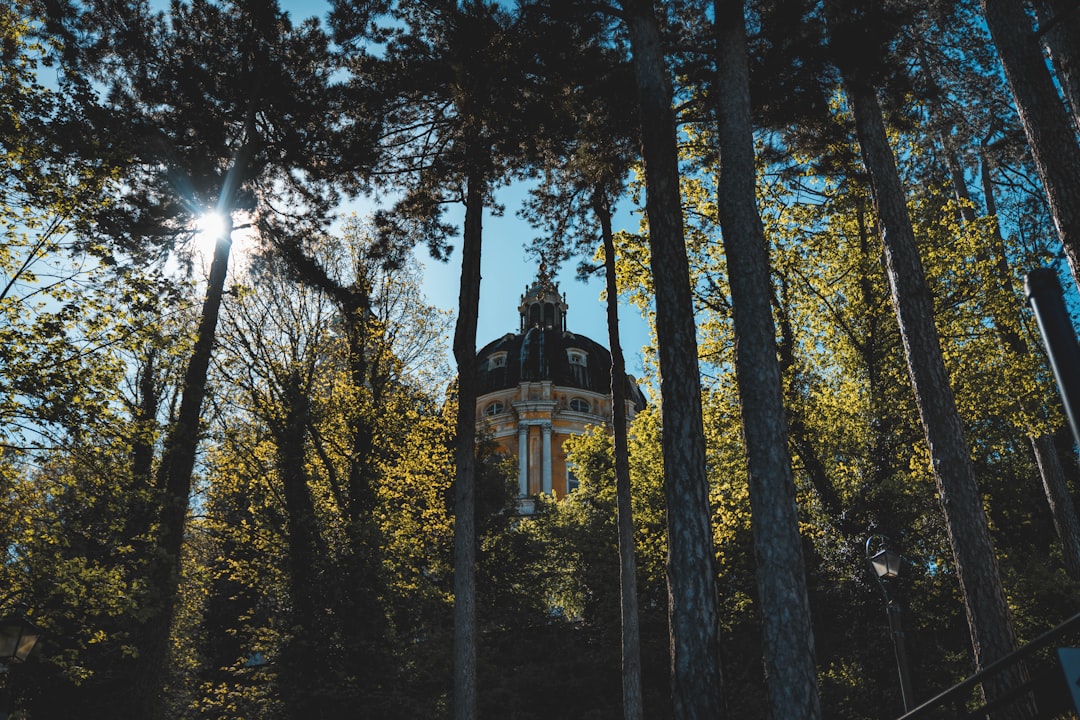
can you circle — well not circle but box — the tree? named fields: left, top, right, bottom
left=209, top=220, right=455, bottom=715
left=516, top=9, right=647, bottom=710
left=982, top=0, right=1080, bottom=294
left=40, top=1, right=382, bottom=713
left=713, top=1, right=822, bottom=716
left=330, top=3, right=554, bottom=715
left=827, top=0, right=1022, bottom=704
left=615, top=1, right=724, bottom=717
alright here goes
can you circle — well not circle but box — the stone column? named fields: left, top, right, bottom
left=518, top=422, right=529, bottom=496
left=541, top=422, right=553, bottom=495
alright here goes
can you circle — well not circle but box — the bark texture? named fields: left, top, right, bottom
left=983, top=0, right=1080, bottom=294
left=847, top=79, right=1021, bottom=697
left=618, top=2, right=724, bottom=717
left=1033, top=0, right=1080, bottom=131
left=714, top=2, right=822, bottom=716
left=452, top=166, right=484, bottom=720
left=597, top=195, right=645, bottom=720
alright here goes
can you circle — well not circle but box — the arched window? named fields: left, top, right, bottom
left=569, top=397, right=590, bottom=413
left=484, top=401, right=504, bottom=417
left=567, top=348, right=588, bottom=387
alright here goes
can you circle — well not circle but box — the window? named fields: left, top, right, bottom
left=567, top=469, right=580, bottom=494
left=484, top=401, right=504, bottom=416
left=569, top=397, right=590, bottom=413
left=567, top=348, right=589, bottom=387
left=487, top=352, right=507, bottom=370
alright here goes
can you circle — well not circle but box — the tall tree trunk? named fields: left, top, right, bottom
left=131, top=348, right=158, bottom=489
left=1030, top=434, right=1080, bottom=579
left=846, top=78, right=1023, bottom=706
left=595, top=193, right=645, bottom=720
left=617, top=2, right=724, bottom=717
left=453, top=163, right=485, bottom=720
left=137, top=223, right=234, bottom=718
left=982, top=0, right=1080, bottom=295
left=1033, top=0, right=1080, bottom=131
left=125, top=348, right=159, bottom=551
left=338, top=294, right=393, bottom=708
left=276, top=371, right=333, bottom=718
left=714, top=2, right=822, bottom=716
left=980, top=150, right=1080, bottom=580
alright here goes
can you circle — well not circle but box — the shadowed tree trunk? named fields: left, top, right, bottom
left=1033, top=0, right=1080, bottom=131
left=845, top=76, right=1024, bottom=709
left=617, top=1, right=724, bottom=717
left=138, top=219, right=234, bottom=718
left=275, top=371, right=334, bottom=718
left=453, top=162, right=485, bottom=720
left=714, top=1, right=822, bottom=716
left=595, top=192, right=645, bottom=720
left=983, top=0, right=1080, bottom=294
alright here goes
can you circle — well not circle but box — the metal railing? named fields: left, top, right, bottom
left=899, top=612, right=1080, bottom=719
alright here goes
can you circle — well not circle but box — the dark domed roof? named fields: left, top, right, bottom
left=477, top=329, right=611, bottom=393
left=475, top=266, right=646, bottom=411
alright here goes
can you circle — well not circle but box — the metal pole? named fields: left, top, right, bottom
left=1026, top=268, right=1080, bottom=447
left=886, top=599, right=916, bottom=712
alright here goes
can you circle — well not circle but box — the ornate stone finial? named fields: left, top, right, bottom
left=537, top=256, right=552, bottom=287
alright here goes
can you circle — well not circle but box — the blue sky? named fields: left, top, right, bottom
left=408, top=183, right=654, bottom=377
left=275, top=0, right=654, bottom=375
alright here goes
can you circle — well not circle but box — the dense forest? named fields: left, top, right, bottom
left=4, top=0, right=1080, bottom=718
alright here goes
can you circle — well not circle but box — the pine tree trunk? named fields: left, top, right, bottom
left=981, top=151, right=1080, bottom=581
left=618, top=2, right=724, bottom=718
left=714, top=1, right=822, bottom=716
left=1033, top=0, right=1080, bottom=131
left=137, top=226, right=233, bottom=718
left=1030, top=433, right=1080, bottom=579
left=983, top=0, right=1080, bottom=294
left=453, top=164, right=484, bottom=720
left=847, top=78, right=1022, bottom=705
left=596, top=195, right=645, bottom=720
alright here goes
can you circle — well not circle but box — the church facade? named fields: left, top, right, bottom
left=474, top=268, right=646, bottom=508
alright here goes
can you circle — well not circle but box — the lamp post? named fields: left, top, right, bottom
left=0, top=609, right=41, bottom=720
left=865, top=534, right=915, bottom=712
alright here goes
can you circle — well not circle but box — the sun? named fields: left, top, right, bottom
left=194, top=210, right=229, bottom=250
left=185, top=209, right=260, bottom=275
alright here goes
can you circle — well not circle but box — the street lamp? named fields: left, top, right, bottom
left=0, top=609, right=40, bottom=720
left=0, top=612, right=40, bottom=669
left=865, top=534, right=915, bottom=712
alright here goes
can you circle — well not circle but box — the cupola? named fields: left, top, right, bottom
left=518, top=262, right=568, bottom=332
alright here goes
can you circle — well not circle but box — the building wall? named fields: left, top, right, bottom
left=477, top=380, right=636, bottom=499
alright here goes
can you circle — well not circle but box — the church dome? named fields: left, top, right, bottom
left=475, top=264, right=646, bottom=410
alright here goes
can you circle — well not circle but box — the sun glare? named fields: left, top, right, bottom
left=194, top=210, right=228, bottom=248
left=184, top=209, right=258, bottom=276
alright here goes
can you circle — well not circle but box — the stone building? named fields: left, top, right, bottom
left=474, top=267, right=646, bottom=509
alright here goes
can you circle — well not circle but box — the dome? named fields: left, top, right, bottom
left=475, top=264, right=646, bottom=410
left=473, top=263, right=647, bottom=504
left=477, top=328, right=611, bottom=393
